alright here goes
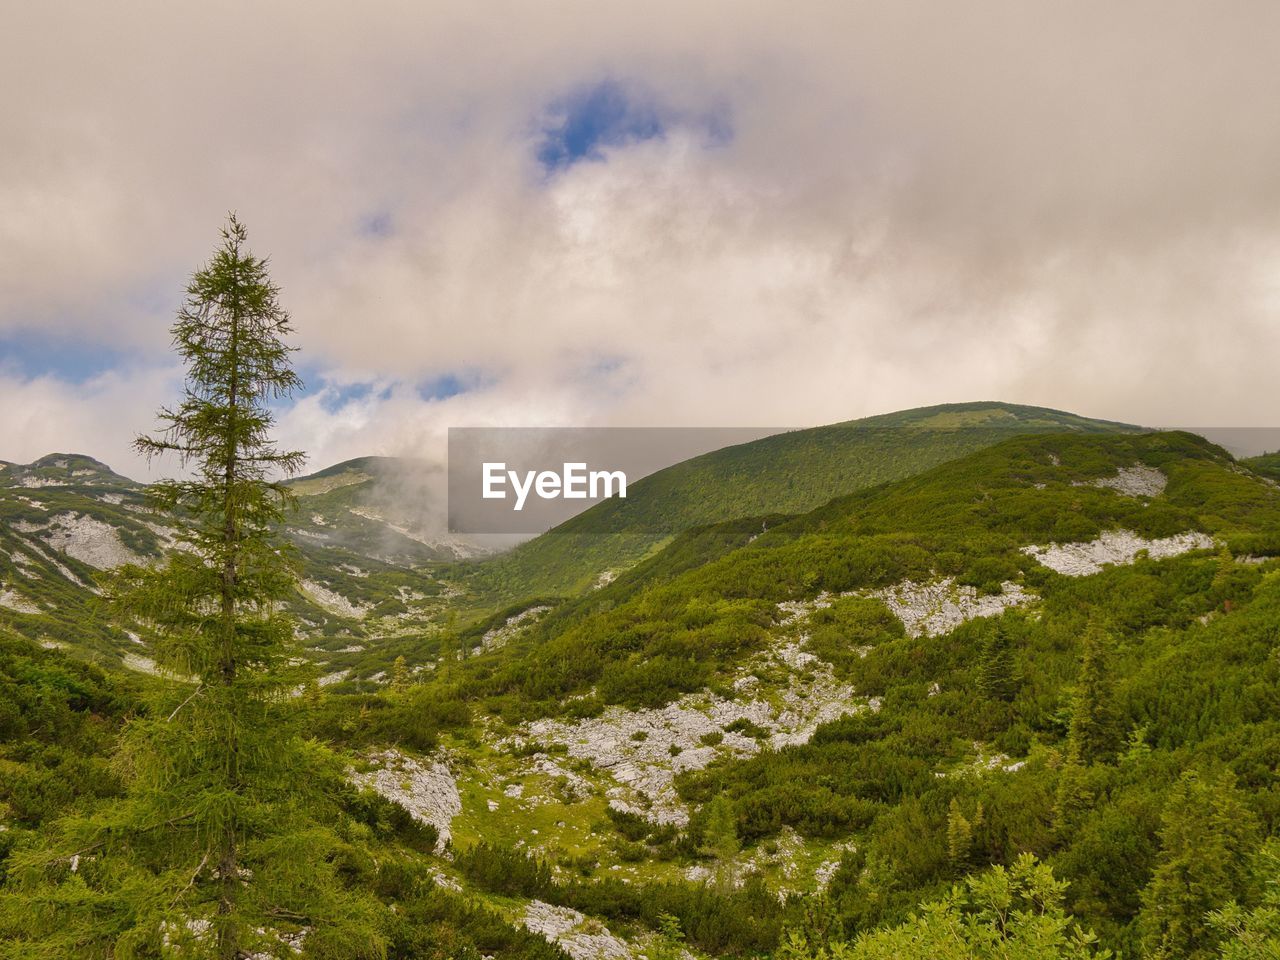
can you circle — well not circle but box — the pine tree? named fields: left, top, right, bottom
left=946, top=799, right=972, bottom=870
left=977, top=621, right=1018, bottom=703
left=1052, top=743, right=1093, bottom=838
left=0, top=217, right=384, bottom=959
left=1069, top=626, right=1119, bottom=765
left=945, top=799, right=984, bottom=872
left=701, top=795, right=740, bottom=889
left=391, top=655, right=410, bottom=691
left=1139, top=770, right=1260, bottom=960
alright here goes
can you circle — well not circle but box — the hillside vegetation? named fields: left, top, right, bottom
left=413, top=430, right=1280, bottom=958
left=0, top=454, right=462, bottom=675
left=6, top=417, right=1280, bottom=958
left=464, top=402, right=1140, bottom=601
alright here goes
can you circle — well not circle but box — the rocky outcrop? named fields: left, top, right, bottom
left=868, top=578, right=1032, bottom=639
left=522, top=900, right=633, bottom=960
left=518, top=636, right=866, bottom=825
left=349, top=749, right=461, bottom=852
left=17, top=512, right=142, bottom=570
left=300, top=580, right=371, bottom=619
left=1077, top=465, right=1167, bottom=498
left=1023, top=529, right=1214, bottom=576
left=0, top=588, right=40, bottom=613
left=482, top=605, right=552, bottom=651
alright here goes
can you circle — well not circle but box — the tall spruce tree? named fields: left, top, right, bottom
left=1068, top=626, right=1119, bottom=765
left=701, top=795, right=740, bottom=890
left=977, top=621, right=1018, bottom=703
left=0, top=217, right=384, bottom=959
left=1139, top=770, right=1260, bottom=960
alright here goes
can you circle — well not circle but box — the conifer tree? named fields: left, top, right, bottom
left=391, top=655, right=410, bottom=691
left=1053, top=743, right=1093, bottom=839
left=1068, top=626, right=1119, bottom=764
left=945, top=799, right=973, bottom=870
left=1139, top=770, right=1260, bottom=960
left=977, top=621, right=1018, bottom=703
left=701, top=795, right=740, bottom=889
left=0, top=217, right=384, bottom=959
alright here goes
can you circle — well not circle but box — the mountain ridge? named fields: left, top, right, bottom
left=462, top=401, right=1147, bottom=601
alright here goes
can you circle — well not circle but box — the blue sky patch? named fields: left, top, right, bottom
left=0, top=330, right=147, bottom=383
left=315, top=380, right=390, bottom=413
left=416, top=370, right=489, bottom=402
left=535, top=80, right=732, bottom=173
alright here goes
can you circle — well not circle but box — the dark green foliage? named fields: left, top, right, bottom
left=0, top=633, right=131, bottom=881
left=805, top=596, right=905, bottom=673
left=1138, top=769, right=1261, bottom=959
left=453, top=842, right=554, bottom=898
left=724, top=717, right=771, bottom=740
left=781, top=855, right=1112, bottom=959
left=1067, top=626, right=1120, bottom=764
left=455, top=841, right=791, bottom=956
left=386, top=887, right=569, bottom=960
left=466, top=402, right=1141, bottom=601
left=345, top=788, right=439, bottom=854
left=1209, top=838, right=1280, bottom=959
left=977, top=620, right=1019, bottom=703
left=1, top=218, right=385, bottom=959
left=1240, top=450, right=1280, bottom=483
left=309, top=685, right=471, bottom=753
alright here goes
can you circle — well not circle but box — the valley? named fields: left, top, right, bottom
left=4, top=406, right=1280, bottom=958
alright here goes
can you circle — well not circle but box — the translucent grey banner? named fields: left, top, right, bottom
left=447, top=424, right=1280, bottom=534
left=448, top=427, right=782, bottom=533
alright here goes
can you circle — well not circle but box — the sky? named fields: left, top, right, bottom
left=3, top=1, right=1280, bottom=486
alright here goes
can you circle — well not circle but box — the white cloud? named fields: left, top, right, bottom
left=4, top=0, right=1280, bottom=483
left=0, top=367, right=179, bottom=480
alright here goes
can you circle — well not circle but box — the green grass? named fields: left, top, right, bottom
left=8, top=422, right=1280, bottom=957
left=456, top=430, right=1273, bottom=719
left=1242, top=449, right=1280, bottom=482
left=458, top=402, right=1142, bottom=602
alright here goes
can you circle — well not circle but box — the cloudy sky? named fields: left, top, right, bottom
left=3, top=1, right=1280, bottom=481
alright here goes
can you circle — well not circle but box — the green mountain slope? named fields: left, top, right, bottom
left=466, top=430, right=1275, bottom=714
left=416, top=428, right=1280, bottom=957
left=465, top=402, right=1142, bottom=601
left=0, top=454, right=168, bottom=659
left=0, top=455, right=468, bottom=674
left=7, top=425, right=1280, bottom=958
left=1242, top=449, right=1280, bottom=482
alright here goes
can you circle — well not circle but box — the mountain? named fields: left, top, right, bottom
left=408, top=428, right=1280, bottom=957
left=5, top=419, right=1280, bottom=957
left=465, top=401, right=1142, bottom=600
left=0, top=454, right=163, bottom=660
left=1242, top=449, right=1280, bottom=483
left=0, top=403, right=1139, bottom=676
left=284, top=455, right=486, bottom=565
left=0, top=453, right=474, bottom=673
